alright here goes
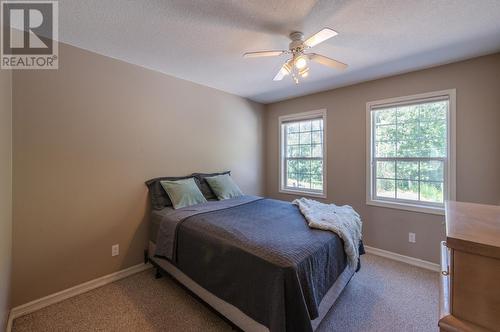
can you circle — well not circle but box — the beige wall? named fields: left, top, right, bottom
left=0, top=69, right=12, bottom=328
left=265, top=53, right=500, bottom=263
left=11, top=43, right=265, bottom=306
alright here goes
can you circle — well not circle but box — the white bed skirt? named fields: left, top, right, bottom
left=148, top=241, right=355, bottom=331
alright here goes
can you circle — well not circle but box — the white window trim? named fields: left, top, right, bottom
left=279, top=109, right=327, bottom=198
left=366, top=89, right=456, bottom=215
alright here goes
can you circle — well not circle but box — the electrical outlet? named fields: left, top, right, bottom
left=112, top=244, right=119, bottom=256
left=408, top=232, right=416, bottom=243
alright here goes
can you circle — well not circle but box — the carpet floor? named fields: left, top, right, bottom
left=12, top=254, right=439, bottom=332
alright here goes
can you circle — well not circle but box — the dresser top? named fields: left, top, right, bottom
left=445, top=201, right=500, bottom=258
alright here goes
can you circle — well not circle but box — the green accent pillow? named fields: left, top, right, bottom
left=160, top=178, right=207, bottom=209
left=205, top=174, right=243, bottom=200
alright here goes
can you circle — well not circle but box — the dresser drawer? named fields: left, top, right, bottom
left=452, top=250, right=500, bottom=331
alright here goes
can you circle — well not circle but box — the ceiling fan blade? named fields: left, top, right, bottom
left=308, top=53, right=347, bottom=70
left=273, top=61, right=292, bottom=81
left=304, top=28, right=338, bottom=48
left=243, top=50, right=285, bottom=58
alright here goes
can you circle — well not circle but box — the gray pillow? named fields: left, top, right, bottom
left=160, top=178, right=207, bottom=209
left=205, top=174, right=243, bottom=200
left=145, top=175, right=201, bottom=209
left=193, top=171, right=230, bottom=200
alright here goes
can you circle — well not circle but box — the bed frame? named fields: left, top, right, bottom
left=146, top=241, right=355, bottom=332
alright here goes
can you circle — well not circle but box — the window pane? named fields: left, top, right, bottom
left=311, top=119, right=322, bottom=131
left=397, top=161, right=419, bottom=180
left=286, top=145, right=300, bottom=157
left=311, top=181, right=323, bottom=190
left=285, top=158, right=322, bottom=191
left=293, top=159, right=302, bottom=173
left=376, top=179, right=395, bottom=198
left=311, top=144, right=322, bottom=158
left=299, top=145, right=311, bottom=157
left=420, top=121, right=446, bottom=158
left=397, top=140, right=422, bottom=158
left=287, top=172, right=312, bottom=190
left=420, top=181, right=444, bottom=203
left=287, top=123, right=300, bottom=134
left=375, top=108, right=396, bottom=125
left=287, top=132, right=299, bottom=145
left=420, top=138, right=445, bottom=158
left=297, top=173, right=311, bottom=189
left=375, top=141, right=396, bottom=157
left=376, top=161, right=395, bottom=179
left=299, top=132, right=311, bottom=145
left=420, top=160, right=443, bottom=182
left=287, top=160, right=298, bottom=174
left=287, top=173, right=299, bottom=188
left=311, top=169, right=322, bottom=183
left=311, top=160, right=322, bottom=176
left=397, top=105, right=419, bottom=122
left=419, top=101, right=447, bottom=121
left=376, top=124, right=396, bottom=141
left=396, top=180, right=419, bottom=200
left=299, top=121, right=311, bottom=132
left=420, top=120, right=446, bottom=139
left=312, top=131, right=322, bottom=144
left=397, top=121, right=418, bottom=141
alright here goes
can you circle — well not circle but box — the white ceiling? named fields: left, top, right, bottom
left=59, top=0, right=500, bottom=104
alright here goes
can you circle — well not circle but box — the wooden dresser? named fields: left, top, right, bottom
left=439, top=201, right=500, bottom=332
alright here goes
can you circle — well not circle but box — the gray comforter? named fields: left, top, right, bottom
left=154, top=196, right=362, bottom=332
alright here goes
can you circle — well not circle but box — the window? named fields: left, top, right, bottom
left=366, top=90, right=456, bottom=214
left=279, top=110, right=327, bottom=197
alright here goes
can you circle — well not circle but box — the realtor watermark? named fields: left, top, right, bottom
left=1, top=0, right=58, bottom=69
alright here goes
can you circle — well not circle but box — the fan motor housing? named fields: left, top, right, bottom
left=289, top=31, right=305, bottom=52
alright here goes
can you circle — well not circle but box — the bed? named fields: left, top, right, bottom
left=146, top=177, right=363, bottom=332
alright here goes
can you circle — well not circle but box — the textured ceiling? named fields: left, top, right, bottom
left=58, top=0, right=500, bottom=103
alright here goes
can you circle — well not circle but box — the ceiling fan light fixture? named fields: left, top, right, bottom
left=294, top=56, right=307, bottom=69
left=244, top=28, right=347, bottom=83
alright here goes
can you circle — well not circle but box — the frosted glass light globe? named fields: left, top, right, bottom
left=295, top=56, right=307, bottom=69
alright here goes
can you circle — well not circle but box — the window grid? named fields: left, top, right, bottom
left=372, top=99, right=448, bottom=206
left=374, top=160, right=445, bottom=204
left=281, top=116, right=325, bottom=194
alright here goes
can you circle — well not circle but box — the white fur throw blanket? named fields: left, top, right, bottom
left=293, top=198, right=362, bottom=268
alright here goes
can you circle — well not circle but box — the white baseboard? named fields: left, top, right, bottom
left=364, top=245, right=440, bottom=272
left=6, top=263, right=152, bottom=331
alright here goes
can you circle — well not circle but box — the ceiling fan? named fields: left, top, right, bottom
left=243, top=28, right=347, bottom=84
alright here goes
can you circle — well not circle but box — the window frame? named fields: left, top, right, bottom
left=279, top=109, right=327, bottom=198
left=366, top=90, right=456, bottom=215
